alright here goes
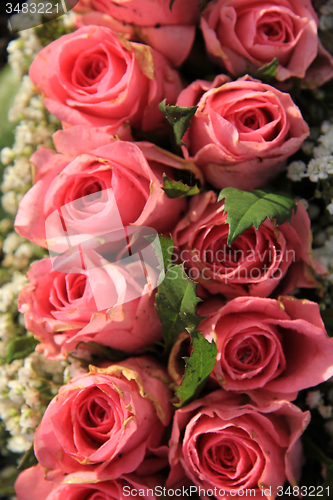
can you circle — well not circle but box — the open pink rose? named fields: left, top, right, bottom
left=34, top=357, right=172, bottom=483
left=177, top=74, right=309, bottom=190
left=174, top=192, right=322, bottom=299
left=15, top=465, right=163, bottom=500
left=76, top=0, right=199, bottom=66
left=18, top=254, right=162, bottom=359
left=201, top=296, right=333, bottom=399
left=15, top=129, right=189, bottom=247
left=29, top=25, right=182, bottom=131
left=168, top=390, right=310, bottom=498
left=201, top=0, right=333, bottom=88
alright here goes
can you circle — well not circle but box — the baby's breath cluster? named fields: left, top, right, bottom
left=0, top=15, right=75, bottom=465
left=0, top=265, right=64, bottom=455
left=0, top=74, right=60, bottom=216
left=287, top=120, right=333, bottom=214
left=320, top=0, right=333, bottom=31
left=0, top=353, right=65, bottom=454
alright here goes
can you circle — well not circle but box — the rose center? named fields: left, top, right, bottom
left=243, top=113, right=260, bottom=130
left=256, top=11, right=294, bottom=44
left=236, top=342, right=259, bottom=365
left=87, top=400, right=110, bottom=426
left=218, top=444, right=237, bottom=469
left=261, top=21, right=281, bottom=38
left=83, top=181, right=103, bottom=202
left=68, top=274, right=87, bottom=301
left=86, top=58, right=107, bottom=80
left=50, top=273, right=87, bottom=310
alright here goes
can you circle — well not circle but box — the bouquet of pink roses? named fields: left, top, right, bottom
left=1, top=0, right=333, bottom=498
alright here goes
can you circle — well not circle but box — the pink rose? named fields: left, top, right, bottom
left=29, top=26, right=182, bottom=131
left=15, top=465, right=54, bottom=500
left=76, top=0, right=199, bottom=66
left=168, top=390, right=310, bottom=498
left=201, top=0, right=333, bottom=88
left=15, top=129, right=189, bottom=247
left=18, top=255, right=162, bottom=359
left=173, top=192, right=322, bottom=299
left=15, top=464, right=163, bottom=500
left=15, top=465, right=163, bottom=500
left=34, top=357, right=172, bottom=483
left=177, top=74, right=309, bottom=190
left=201, top=296, right=333, bottom=398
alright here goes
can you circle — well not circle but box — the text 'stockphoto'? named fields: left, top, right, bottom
left=0, top=0, right=333, bottom=498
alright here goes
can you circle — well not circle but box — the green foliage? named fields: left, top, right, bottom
left=175, top=329, right=217, bottom=408
left=34, top=17, right=74, bottom=46
left=5, top=336, right=39, bottom=364
left=156, top=265, right=202, bottom=353
left=253, top=57, right=279, bottom=81
left=162, top=174, right=200, bottom=198
left=218, top=187, right=297, bottom=245
left=157, top=235, right=174, bottom=273
left=158, top=99, right=198, bottom=146
left=18, top=444, right=38, bottom=471
left=0, top=66, right=20, bottom=155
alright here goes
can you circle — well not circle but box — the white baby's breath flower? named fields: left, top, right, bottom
left=327, top=202, right=333, bottom=215
left=305, top=157, right=333, bottom=182
left=306, top=390, right=323, bottom=409
left=318, top=405, right=333, bottom=419
left=0, top=313, right=14, bottom=342
left=19, top=405, right=39, bottom=431
left=287, top=160, right=307, bottom=181
left=297, top=198, right=309, bottom=210
left=1, top=191, right=18, bottom=215
left=2, top=233, right=25, bottom=256
left=63, top=361, right=88, bottom=384
left=0, top=148, right=14, bottom=166
left=7, top=435, right=31, bottom=454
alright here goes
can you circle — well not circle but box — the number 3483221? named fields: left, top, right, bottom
left=277, top=485, right=330, bottom=496
left=6, top=3, right=59, bottom=14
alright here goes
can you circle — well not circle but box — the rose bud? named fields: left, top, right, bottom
left=168, top=390, right=310, bottom=498
left=76, top=0, right=199, bottom=66
left=29, top=25, right=183, bottom=132
left=173, top=192, right=323, bottom=300
left=34, top=357, right=173, bottom=483
left=15, top=464, right=163, bottom=500
left=177, top=75, right=309, bottom=190
left=201, top=296, right=333, bottom=399
left=201, top=0, right=333, bottom=88
left=15, top=131, right=190, bottom=246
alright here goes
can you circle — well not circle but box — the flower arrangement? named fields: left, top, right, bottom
left=0, top=0, right=333, bottom=498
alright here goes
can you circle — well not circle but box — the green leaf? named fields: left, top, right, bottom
left=175, top=329, right=217, bottom=408
left=156, top=264, right=202, bottom=353
left=169, top=0, right=175, bottom=9
left=5, top=336, right=39, bottom=364
left=158, top=99, right=198, bottom=146
left=158, top=235, right=174, bottom=273
left=145, top=235, right=174, bottom=274
left=163, top=174, right=200, bottom=199
left=18, top=444, right=38, bottom=471
left=218, top=187, right=297, bottom=245
left=253, top=57, right=279, bottom=80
